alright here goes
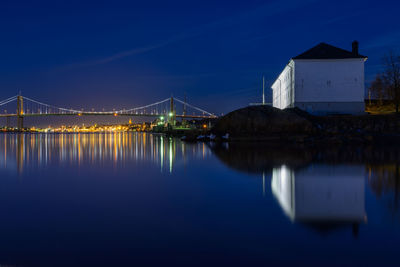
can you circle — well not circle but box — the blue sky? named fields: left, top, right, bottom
left=0, top=0, right=399, bottom=115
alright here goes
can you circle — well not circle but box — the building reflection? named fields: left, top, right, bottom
left=271, top=164, right=367, bottom=236
left=210, top=143, right=383, bottom=235
left=0, top=133, right=211, bottom=174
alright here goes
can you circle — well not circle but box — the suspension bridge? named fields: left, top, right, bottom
left=0, top=94, right=217, bottom=129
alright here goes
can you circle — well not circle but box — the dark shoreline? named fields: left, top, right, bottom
left=3, top=104, right=400, bottom=146
left=207, top=105, right=400, bottom=145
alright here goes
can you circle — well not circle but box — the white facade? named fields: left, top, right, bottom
left=271, top=44, right=367, bottom=115
left=272, top=61, right=295, bottom=110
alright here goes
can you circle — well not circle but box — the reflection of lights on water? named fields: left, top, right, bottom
left=169, top=139, right=174, bottom=173
left=3, top=134, right=6, bottom=168
left=0, top=133, right=211, bottom=175
left=262, top=172, right=265, bottom=197
left=160, top=136, right=164, bottom=171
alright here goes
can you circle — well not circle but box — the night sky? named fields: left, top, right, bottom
left=1, top=0, right=399, bottom=115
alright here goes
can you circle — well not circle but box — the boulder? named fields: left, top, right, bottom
left=211, top=105, right=315, bottom=140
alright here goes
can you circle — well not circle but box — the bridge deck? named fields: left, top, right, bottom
left=0, top=113, right=217, bottom=119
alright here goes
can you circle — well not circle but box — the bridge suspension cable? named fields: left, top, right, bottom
left=173, top=97, right=216, bottom=117
left=23, top=96, right=81, bottom=114
left=21, top=96, right=173, bottom=115
left=114, top=98, right=170, bottom=114
left=0, top=95, right=18, bottom=106
left=0, top=94, right=217, bottom=118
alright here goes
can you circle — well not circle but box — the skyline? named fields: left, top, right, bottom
left=1, top=0, right=399, bottom=115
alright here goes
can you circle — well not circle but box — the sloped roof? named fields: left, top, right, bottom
left=292, top=43, right=367, bottom=60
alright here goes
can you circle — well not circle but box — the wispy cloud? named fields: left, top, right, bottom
left=64, top=33, right=190, bottom=69
left=319, top=8, right=371, bottom=26
left=65, top=0, right=319, bottom=68
left=363, top=30, right=400, bottom=50
left=89, top=42, right=170, bottom=65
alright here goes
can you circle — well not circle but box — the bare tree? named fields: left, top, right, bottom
left=383, top=52, right=400, bottom=113
left=369, top=73, right=386, bottom=105
left=370, top=52, right=400, bottom=113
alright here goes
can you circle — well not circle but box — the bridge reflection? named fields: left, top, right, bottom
left=0, top=133, right=211, bottom=174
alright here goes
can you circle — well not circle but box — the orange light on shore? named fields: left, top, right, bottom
left=202, top=124, right=207, bottom=129
left=78, top=113, right=82, bottom=116
left=114, top=113, right=118, bottom=117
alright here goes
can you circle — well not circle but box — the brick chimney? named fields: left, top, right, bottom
left=352, top=41, right=359, bottom=56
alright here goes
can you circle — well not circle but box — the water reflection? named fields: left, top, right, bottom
left=0, top=133, right=211, bottom=174
left=272, top=164, right=366, bottom=236
left=368, top=162, right=400, bottom=219
left=212, top=143, right=400, bottom=226
left=0, top=135, right=400, bottom=265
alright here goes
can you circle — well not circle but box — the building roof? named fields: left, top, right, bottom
left=292, top=42, right=367, bottom=60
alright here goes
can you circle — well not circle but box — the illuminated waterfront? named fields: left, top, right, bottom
left=1, top=133, right=400, bottom=266
left=0, top=122, right=152, bottom=133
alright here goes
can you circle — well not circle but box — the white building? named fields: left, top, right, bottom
left=271, top=41, right=367, bottom=115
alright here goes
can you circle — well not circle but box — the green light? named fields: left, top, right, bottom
left=169, top=112, right=173, bottom=117
left=160, top=116, right=164, bottom=120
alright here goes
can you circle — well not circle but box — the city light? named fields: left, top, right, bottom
left=0, top=94, right=217, bottom=132
left=9, top=122, right=154, bottom=133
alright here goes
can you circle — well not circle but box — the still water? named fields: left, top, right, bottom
left=0, top=133, right=400, bottom=266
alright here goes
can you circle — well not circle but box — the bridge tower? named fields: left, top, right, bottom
left=17, top=95, right=24, bottom=130
left=182, top=93, right=187, bottom=126
left=169, top=96, right=176, bottom=126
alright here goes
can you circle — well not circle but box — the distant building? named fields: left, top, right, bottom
left=271, top=41, right=368, bottom=115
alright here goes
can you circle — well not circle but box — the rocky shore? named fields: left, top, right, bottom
left=210, top=141, right=400, bottom=174
left=209, top=105, right=400, bottom=144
